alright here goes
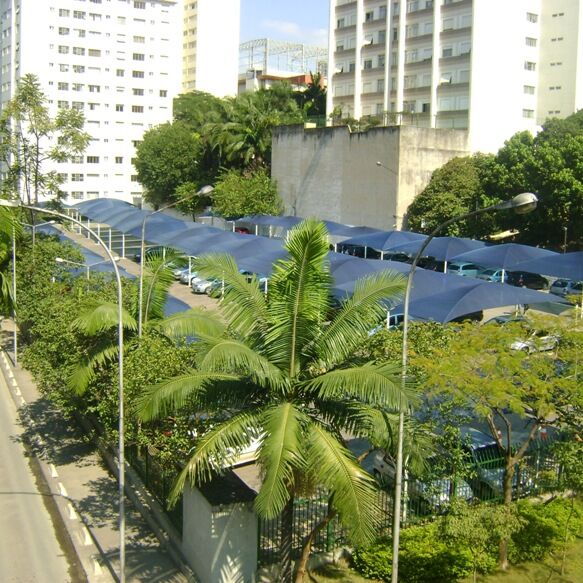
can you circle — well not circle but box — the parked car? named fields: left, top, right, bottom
left=372, top=450, right=473, bottom=511
left=506, top=271, right=549, bottom=290
left=180, top=269, right=201, bottom=285
left=483, top=313, right=526, bottom=326
left=447, top=262, right=483, bottom=278
left=476, top=268, right=505, bottom=283
left=549, top=278, right=583, bottom=298
left=510, top=330, right=560, bottom=353
left=192, top=277, right=220, bottom=294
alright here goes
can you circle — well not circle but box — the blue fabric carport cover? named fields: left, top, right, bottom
left=450, top=243, right=558, bottom=270
left=512, top=251, right=583, bottom=281
left=389, top=236, right=489, bottom=261
left=338, top=230, right=426, bottom=251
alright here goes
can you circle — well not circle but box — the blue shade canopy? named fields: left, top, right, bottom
left=236, top=248, right=289, bottom=275
left=511, top=251, right=583, bottom=281
left=397, top=279, right=567, bottom=323
left=338, top=230, right=426, bottom=251
left=450, top=243, right=558, bottom=270
left=73, top=198, right=134, bottom=216
left=162, top=225, right=224, bottom=250
left=389, top=236, right=489, bottom=261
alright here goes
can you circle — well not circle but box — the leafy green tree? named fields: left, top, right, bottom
left=0, top=74, right=91, bottom=205
left=134, top=122, right=203, bottom=208
left=406, top=154, right=502, bottom=238
left=0, top=207, right=20, bottom=315
left=138, top=220, right=410, bottom=583
left=293, top=72, right=327, bottom=118
left=417, top=318, right=576, bottom=569
left=440, top=499, right=522, bottom=583
left=211, top=168, right=283, bottom=219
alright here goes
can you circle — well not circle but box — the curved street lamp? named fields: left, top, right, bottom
left=391, top=192, right=539, bottom=583
left=0, top=198, right=128, bottom=583
left=137, top=184, right=213, bottom=337
left=55, top=255, right=120, bottom=279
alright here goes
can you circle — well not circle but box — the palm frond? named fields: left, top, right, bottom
left=136, top=370, right=240, bottom=421
left=142, top=251, right=178, bottom=323
left=254, top=402, right=308, bottom=519
left=305, top=421, right=379, bottom=546
left=68, top=342, right=120, bottom=394
left=313, top=270, right=406, bottom=367
left=154, top=307, right=226, bottom=339
left=71, top=300, right=137, bottom=334
left=169, top=409, right=265, bottom=505
left=193, top=253, right=269, bottom=340
left=263, top=219, right=332, bottom=376
left=198, top=337, right=288, bottom=391
left=302, top=362, right=413, bottom=409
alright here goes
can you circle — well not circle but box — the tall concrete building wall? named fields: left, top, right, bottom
left=271, top=124, right=469, bottom=230
left=182, top=0, right=240, bottom=97
left=327, top=0, right=583, bottom=154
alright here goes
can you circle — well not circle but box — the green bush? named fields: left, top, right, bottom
left=509, top=497, right=583, bottom=564
left=352, top=523, right=474, bottom=583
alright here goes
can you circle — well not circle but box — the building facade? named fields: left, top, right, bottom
left=326, top=0, right=583, bottom=153
left=182, top=0, right=240, bottom=97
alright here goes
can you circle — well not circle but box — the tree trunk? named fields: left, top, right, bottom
left=561, top=495, right=575, bottom=575
left=499, top=460, right=515, bottom=570
left=294, top=507, right=336, bottom=583
left=280, top=497, right=295, bottom=583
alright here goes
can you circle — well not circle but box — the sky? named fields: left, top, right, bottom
left=240, top=0, right=330, bottom=47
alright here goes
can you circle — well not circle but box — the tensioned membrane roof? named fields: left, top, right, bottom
left=71, top=199, right=569, bottom=322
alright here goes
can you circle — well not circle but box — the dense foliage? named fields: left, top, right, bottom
left=407, top=109, right=583, bottom=249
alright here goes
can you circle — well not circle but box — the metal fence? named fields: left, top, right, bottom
left=257, top=439, right=562, bottom=565
left=126, top=444, right=183, bottom=534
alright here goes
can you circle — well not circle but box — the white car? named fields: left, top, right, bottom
left=192, top=277, right=218, bottom=294
left=180, top=269, right=200, bottom=285
left=510, top=331, right=560, bottom=353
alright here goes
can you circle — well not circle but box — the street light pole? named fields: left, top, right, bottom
left=390, top=192, right=538, bottom=583
left=22, top=220, right=56, bottom=249
left=55, top=256, right=120, bottom=280
left=562, top=226, right=568, bottom=254
left=0, top=199, right=127, bottom=583
left=11, top=224, right=17, bottom=364
left=137, top=184, right=213, bottom=337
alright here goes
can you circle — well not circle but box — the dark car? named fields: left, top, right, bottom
left=506, top=271, right=549, bottom=290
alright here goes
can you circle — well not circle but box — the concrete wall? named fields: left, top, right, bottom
left=182, top=486, right=258, bottom=583
left=271, top=124, right=469, bottom=230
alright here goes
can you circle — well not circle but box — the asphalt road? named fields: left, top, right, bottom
left=0, top=371, right=78, bottom=583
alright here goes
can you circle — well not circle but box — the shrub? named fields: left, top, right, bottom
left=352, top=523, right=474, bottom=583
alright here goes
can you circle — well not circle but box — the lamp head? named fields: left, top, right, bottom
left=55, top=257, right=65, bottom=263
left=495, top=192, right=538, bottom=215
left=197, top=185, right=214, bottom=197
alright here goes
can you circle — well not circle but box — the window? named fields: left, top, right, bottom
left=132, top=105, right=144, bottom=113
left=116, top=69, right=124, bottom=77
left=88, top=49, right=101, bottom=57
left=133, top=35, right=145, bottom=43
left=59, top=27, right=70, bottom=35
left=88, top=85, right=100, bottom=92
left=87, top=156, right=99, bottom=163
left=551, top=37, right=564, bottom=42
left=73, top=46, right=85, bottom=55
left=88, top=103, right=99, bottom=110
left=526, top=12, right=538, bottom=23
left=131, top=175, right=139, bottom=182
left=132, top=88, right=144, bottom=95
left=159, top=89, right=167, bottom=97
left=71, top=173, right=84, bottom=182
left=378, top=29, right=386, bottom=43
left=442, top=47, right=453, bottom=57
left=70, top=191, right=84, bottom=200
left=442, top=17, right=454, bottom=30
left=115, top=157, right=123, bottom=164
left=58, top=45, right=69, bottom=54
left=58, top=82, right=69, bottom=90
left=522, top=109, right=534, bottom=118
left=364, top=59, right=373, bottom=69
left=523, top=85, right=535, bottom=94
left=59, top=64, right=69, bottom=72
left=57, top=173, right=68, bottom=182
left=525, top=37, right=537, bottom=47
left=134, top=1, right=146, bottom=8
left=377, top=79, right=384, bottom=92
left=348, top=62, right=356, bottom=72
left=73, top=65, right=85, bottom=73
left=132, top=52, right=145, bottom=61
left=75, top=29, right=86, bottom=38
left=71, top=101, right=84, bottom=110
left=378, top=54, right=385, bottom=67
left=58, top=102, right=69, bottom=110
left=116, top=104, right=124, bottom=111
left=72, top=83, right=84, bottom=91
left=73, top=11, right=86, bottom=19
left=132, top=70, right=144, bottom=78
left=59, top=9, right=70, bottom=17
left=71, top=155, right=83, bottom=164
left=379, top=5, right=387, bottom=18
left=365, top=11, right=374, bottom=22
left=524, top=61, right=536, bottom=71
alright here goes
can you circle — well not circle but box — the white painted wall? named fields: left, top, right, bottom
left=181, top=486, right=258, bottom=583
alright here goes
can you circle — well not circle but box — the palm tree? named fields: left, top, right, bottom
left=69, top=250, right=219, bottom=393
left=0, top=206, right=20, bottom=316
left=138, top=219, right=413, bottom=582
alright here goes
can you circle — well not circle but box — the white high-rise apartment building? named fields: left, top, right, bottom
left=0, top=0, right=182, bottom=205
left=327, top=0, right=583, bottom=152
left=182, top=0, right=240, bottom=96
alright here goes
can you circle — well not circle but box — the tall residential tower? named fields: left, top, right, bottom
left=326, top=0, right=583, bottom=152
